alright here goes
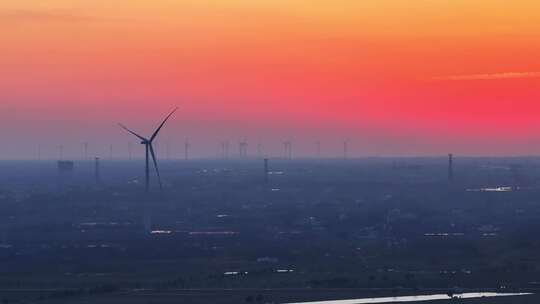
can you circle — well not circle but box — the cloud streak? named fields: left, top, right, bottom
left=0, top=9, right=94, bottom=23
left=434, top=72, right=540, bottom=81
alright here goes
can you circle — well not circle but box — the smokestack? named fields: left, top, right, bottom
left=448, top=153, right=454, bottom=181
left=184, top=140, right=190, bottom=160
left=95, top=157, right=100, bottom=185
left=264, top=158, right=269, bottom=183
left=343, top=140, right=348, bottom=159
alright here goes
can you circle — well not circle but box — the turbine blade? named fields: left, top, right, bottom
left=149, top=144, right=162, bottom=190
left=150, top=107, right=178, bottom=142
left=118, top=124, right=147, bottom=142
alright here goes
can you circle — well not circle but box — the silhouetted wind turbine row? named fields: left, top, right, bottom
left=41, top=139, right=354, bottom=161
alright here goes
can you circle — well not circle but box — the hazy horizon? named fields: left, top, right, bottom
left=3, top=0, right=540, bottom=158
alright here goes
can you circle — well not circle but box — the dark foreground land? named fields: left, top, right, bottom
left=1, top=157, right=540, bottom=303
left=1, top=288, right=540, bottom=303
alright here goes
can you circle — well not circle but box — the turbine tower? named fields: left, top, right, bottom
left=239, top=140, right=248, bottom=158
left=220, top=141, right=227, bottom=159
left=58, top=145, right=64, bottom=160
left=83, top=142, right=88, bottom=160
left=264, top=158, right=269, bottom=183
left=283, top=140, right=292, bottom=159
left=128, top=141, right=133, bottom=160
left=220, top=140, right=230, bottom=159
left=119, top=107, right=178, bottom=192
left=184, top=139, right=190, bottom=160
left=257, top=141, right=263, bottom=159
left=95, top=157, right=101, bottom=185
left=448, top=153, right=454, bottom=182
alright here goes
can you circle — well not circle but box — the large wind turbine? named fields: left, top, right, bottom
left=119, top=107, right=178, bottom=191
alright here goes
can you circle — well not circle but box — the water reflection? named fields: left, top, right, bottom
left=285, top=292, right=531, bottom=304
left=466, top=186, right=513, bottom=192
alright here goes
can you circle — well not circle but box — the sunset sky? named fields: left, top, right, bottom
left=2, top=0, right=540, bottom=159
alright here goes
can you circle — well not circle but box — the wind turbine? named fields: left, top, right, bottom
left=239, top=140, right=248, bottom=158
left=257, top=142, right=263, bottom=159
left=119, top=107, right=178, bottom=191
left=283, top=140, right=292, bottom=159
left=83, top=142, right=88, bottom=160
left=128, top=141, right=133, bottom=160
left=221, top=140, right=230, bottom=159
left=184, top=139, right=190, bottom=160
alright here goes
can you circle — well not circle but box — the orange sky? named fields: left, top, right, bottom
left=2, top=1, right=540, bottom=158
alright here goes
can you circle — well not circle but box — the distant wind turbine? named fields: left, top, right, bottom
left=83, top=142, right=88, bottom=160
left=119, top=107, right=178, bottom=191
left=184, top=139, right=190, bottom=160
left=221, top=140, right=230, bottom=159
left=257, top=141, right=263, bottom=159
left=283, top=140, right=292, bottom=159
left=128, top=141, right=133, bottom=160
left=239, top=140, right=248, bottom=158
left=58, top=145, right=64, bottom=160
